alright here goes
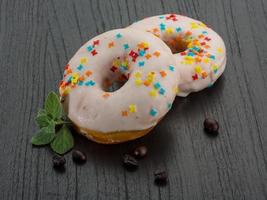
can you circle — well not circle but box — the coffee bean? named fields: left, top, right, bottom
left=133, top=145, right=147, bottom=159
left=154, top=170, right=168, bottom=186
left=123, top=154, right=138, bottom=171
left=204, top=118, right=219, bottom=135
left=72, top=150, right=87, bottom=164
left=52, top=155, right=66, bottom=168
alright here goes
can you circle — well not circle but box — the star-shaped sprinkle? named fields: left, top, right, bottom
left=123, top=44, right=129, bottom=50
left=116, top=33, right=122, bottom=39
left=108, top=42, right=115, bottom=48
left=77, top=64, right=83, bottom=71
left=150, top=108, right=158, bottom=117
left=129, top=104, right=137, bottom=113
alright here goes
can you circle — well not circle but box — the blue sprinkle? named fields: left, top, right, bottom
left=150, top=108, right=158, bottom=117
left=85, top=80, right=95, bottom=86
left=154, top=82, right=161, bottom=89
left=67, top=76, right=72, bottom=83
left=214, top=69, right=218, bottom=74
left=87, top=45, right=93, bottom=52
left=210, top=55, right=216, bottom=60
left=159, top=88, right=165, bottom=95
left=192, top=46, right=200, bottom=52
left=116, top=33, right=122, bottom=39
left=138, top=61, right=145, bottom=67
left=78, top=81, right=84, bottom=86
left=120, top=66, right=128, bottom=72
left=169, top=65, right=175, bottom=71
left=160, top=23, right=166, bottom=31
left=176, top=27, right=182, bottom=32
left=77, top=64, right=83, bottom=71
left=159, top=16, right=164, bottom=19
left=123, top=44, right=129, bottom=49
left=187, top=52, right=195, bottom=57
left=139, top=50, right=145, bottom=56
left=202, top=31, right=208, bottom=34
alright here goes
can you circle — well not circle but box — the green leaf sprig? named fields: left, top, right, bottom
left=31, top=92, right=74, bottom=154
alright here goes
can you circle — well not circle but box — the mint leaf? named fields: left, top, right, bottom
left=31, top=123, right=56, bottom=145
left=50, top=125, right=74, bottom=154
left=37, top=109, right=47, bottom=116
left=45, top=92, right=62, bottom=120
left=36, top=114, right=51, bottom=128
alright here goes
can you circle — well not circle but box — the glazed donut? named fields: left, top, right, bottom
left=59, top=28, right=179, bottom=144
left=129, top=14, right=226, bottom=97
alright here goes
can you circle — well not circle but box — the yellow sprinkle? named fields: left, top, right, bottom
left=194, top=65, right=202, bottom=73
left=217, top=48, right=223, bottom=53
left=199, top=22, right=207, bottom=27
left=212, top=65, right=218, bottom=70
left=129, top=104, right=137, bottom=113
left=149, top=89, right=158, bottom=97
left=172, top=86, right=179, bottom=94
left=184, top=56, right=194, bottom=61
left=80, top=57, right=88, bottom=64
left=203, top=58, right=210, bottom=63
left=165, top=27, right=174, bottom=34
left=71, top=73, right=79, bottom=84
left=143, top=42, right=149, bottom=48
left=184, top=60, right=194, bottom=65
left=134, top=71, right=142, bottom=78
left=191, top=23, right=199, bottom=29
left=63, top=87, right=71, bottom=95
left=135, top=78, right=142, bottom=86
left=112, top=59, right=120, bottom=67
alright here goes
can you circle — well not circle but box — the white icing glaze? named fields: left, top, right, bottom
left=59, top=29, right=179, bottom=133
left=129, top=14, right=226, bottom=97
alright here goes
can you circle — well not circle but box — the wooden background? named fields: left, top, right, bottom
left=0, top=0, right=267, bottom=199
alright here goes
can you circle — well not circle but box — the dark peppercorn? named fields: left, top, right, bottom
left=204, top=118, right=219, bottom=135
left=72, top=150, right=87, bottom=164
left=133, top=145, right=148, bottom=159
left=154, top=170, right=168, bottom=186
left=52, top=155, right=66, bottom=169
left=123, top=154, right=138, bottom=171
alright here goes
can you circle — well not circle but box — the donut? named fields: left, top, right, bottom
left=129, top=14, right=226, bottom=97
left=59, top=28, right=179, bottom=144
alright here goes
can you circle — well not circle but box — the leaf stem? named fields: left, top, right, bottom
left=55, top=121, right=72, bottom=126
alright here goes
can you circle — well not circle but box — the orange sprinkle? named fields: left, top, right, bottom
left=185, top=31, right=192, bottom=36
left=198, top=34, right=204, bottom=39
left=78, top=75, right=85, bottom=81
left=66, top=69, right=72, bottom=74
left=108, top=41, right=115, bottom=48
left=121, top=110, right=128, bottom=117
left=160, top=70, right=167, bottom=77
left=138, top=42, right=145, bottom=49
left=201, top=71, right=208, bottom=79
left=143, top=80, right=151, bottom=86
left=145, top=54, right=152, bottom=59
left=103, top=93, right=110, bottom=98
left=152, top=28, right=159, bottom=33
left=204, top=45, right=210, bottom=49
left=195, top=57, right=202, bottom=62
left=153, top=51, right=160, bottom=57
left=85, top=70, right=92, bottom=77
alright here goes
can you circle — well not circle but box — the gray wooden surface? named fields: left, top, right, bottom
left=0, top=0, right=267, bottom=199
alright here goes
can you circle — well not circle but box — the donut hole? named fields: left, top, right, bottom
left=102, top=57, right=130, bottom=92
left=163, top=36, right=189, bottom=54
left=103, top=77, right=128, bottom=92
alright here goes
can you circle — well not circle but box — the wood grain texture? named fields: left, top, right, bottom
left=0, top=0, right=267, bottom=199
